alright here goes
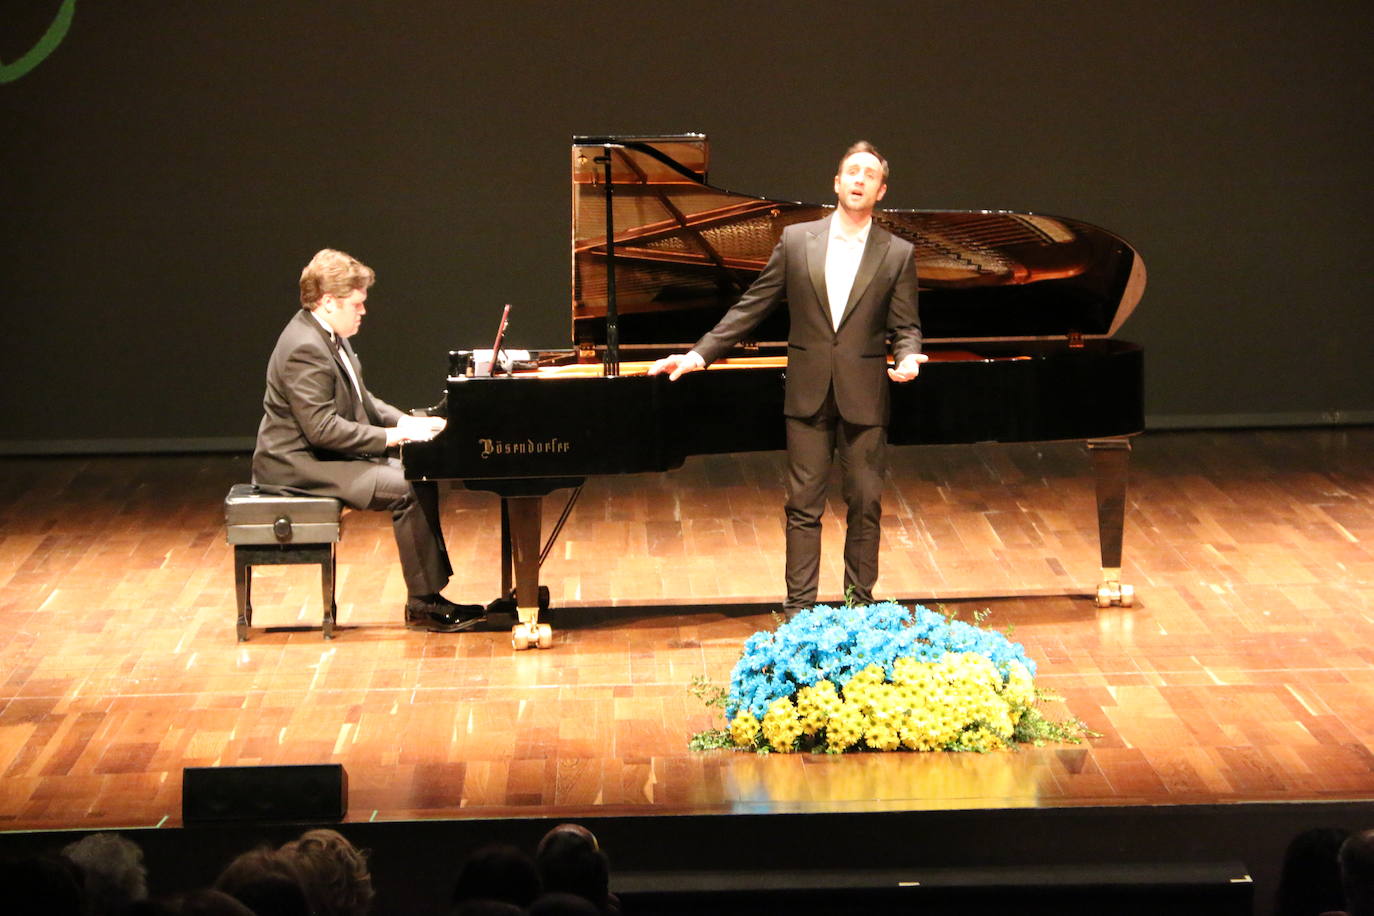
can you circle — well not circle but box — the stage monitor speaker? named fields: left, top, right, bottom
left=182, top=764, right=347, bottom=824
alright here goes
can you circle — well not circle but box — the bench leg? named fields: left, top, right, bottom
left=321, top=544, right=336, bottom=640
left=230, top=541, right=338, bottom=641
left=235, top=549, right=253, bottom=642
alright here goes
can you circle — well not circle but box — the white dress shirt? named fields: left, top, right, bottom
left=310, top=310, right=365, bottom=403
left=824, top=212, right=871, bottom=330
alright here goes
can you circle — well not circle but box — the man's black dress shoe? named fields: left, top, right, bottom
left=405, top=595, right=483, bottom=633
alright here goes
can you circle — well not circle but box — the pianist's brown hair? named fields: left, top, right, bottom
left=838, top=141, right=889, bottom=182
left=300, top=249, right=376, bottom=311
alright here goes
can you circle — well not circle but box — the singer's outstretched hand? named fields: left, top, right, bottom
left=887, top=352, right=928, bottom=382
left=648, top=352, right=704, bottom=381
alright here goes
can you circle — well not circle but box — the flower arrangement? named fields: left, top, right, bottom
left=691, top=601, right=1092, bottom=753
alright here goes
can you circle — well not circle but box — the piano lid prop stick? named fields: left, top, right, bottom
left=598, top=145, right=620, bottom=377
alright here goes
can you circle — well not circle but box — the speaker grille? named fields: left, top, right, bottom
left=182, top=764, right=347, bottom=824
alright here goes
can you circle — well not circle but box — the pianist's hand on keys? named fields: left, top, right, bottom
left=388, top=415, right=446, bottom=446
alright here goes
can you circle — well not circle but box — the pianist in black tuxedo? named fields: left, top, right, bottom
left=650, top=142, right=925, bottom=613
left=251, top=248, right=482, bottom=632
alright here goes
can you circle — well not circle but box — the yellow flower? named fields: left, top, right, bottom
left=1002, top=661, right=1036, bottom=723
left=899, top=720, right=940, bottom=751
left=730, top=712, right=761, bottom=747
left=849, top=664, right=887, bottom=687
left=796, top=680, right=842, bottom=735
left=762, top=697, right=804, bottom=752
left=825, top=700, right=867, bottom=752
left=961, top=724, right=1008, bottom=752
left=891, top=657, right=924, bottom=686
left=865, top=720, right=901, bottom=751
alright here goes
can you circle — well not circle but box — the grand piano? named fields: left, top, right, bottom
left=405, top=134, right=1146, bottom=649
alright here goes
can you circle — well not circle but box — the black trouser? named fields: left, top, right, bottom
left=367, top=458, right=453, bottom=597
left=782, top=389, right=886, bottom=612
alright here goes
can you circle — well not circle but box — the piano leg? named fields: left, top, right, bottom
left=498, top=497, right=517, bottom=603
left=504, top=495, right=553, bottom=650
left=1087, top=437, right=1135, bottom=608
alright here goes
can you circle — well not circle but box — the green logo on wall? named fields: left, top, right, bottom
left=1, top=0, right=76, bottom=84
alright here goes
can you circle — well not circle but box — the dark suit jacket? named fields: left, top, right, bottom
left=252, top=308, right=404, bottom=508
left=692, top=215, right=921, bottom=426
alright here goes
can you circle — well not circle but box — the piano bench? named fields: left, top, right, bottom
left=224, top=484, right=342, bottom=641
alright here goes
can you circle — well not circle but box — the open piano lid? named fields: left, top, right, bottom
left=572, top=134, right=1146, bottom=349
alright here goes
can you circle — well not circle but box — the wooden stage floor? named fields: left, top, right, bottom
left=1, top=427, right=1371, bottom=832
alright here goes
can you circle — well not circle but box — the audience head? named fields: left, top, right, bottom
left=1274, top=826, right=1351, bottom=916
left=1341, top=828, right=1374, bottom=916
left=536, top=824, right=600, bottom=858
left=1, top=853, right=85, bottom=916
left=452, top=843, right=541, bottom=909
left=451, top=902, right=524, bottom=916
left=535, top=823, right=612, bottom=912
left=62, top=832, right=150, bottom=914
left=529, top=892, right=604, bottom=915
left=213, top=846, right=310, bottom=916
left=279, top=828, right=374, bottom=916
left=119, top=900, right=182, bottom=916
left=177, top=889, right=257, bottom=916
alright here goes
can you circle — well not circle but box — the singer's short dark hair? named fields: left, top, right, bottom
left=838, top=141, right=889, bottom=182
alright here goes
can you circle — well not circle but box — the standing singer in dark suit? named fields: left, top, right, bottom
left=252, top=248, right=482, bottom=632
left=650, top=142, right=926, bottom=614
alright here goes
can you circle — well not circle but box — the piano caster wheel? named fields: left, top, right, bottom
left=511, top=622, right=554, bottom=651
left=1096, top=582, right=1135, bottom=608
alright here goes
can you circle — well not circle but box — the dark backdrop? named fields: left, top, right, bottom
left=4, top=0, right=1372, bottom=452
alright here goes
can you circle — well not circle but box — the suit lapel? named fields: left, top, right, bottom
left=339, top=338, right=380, bottom=425
left=805, top=220, right=830, bottom=315
left=837, top=225, right=891, bottom=330
left=301, top=311, right=364, bottom=421
left=301, top=310, right=353, bottom=381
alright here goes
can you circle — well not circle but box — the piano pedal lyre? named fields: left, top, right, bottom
left=1095, top=567, right=1135, bottom=608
